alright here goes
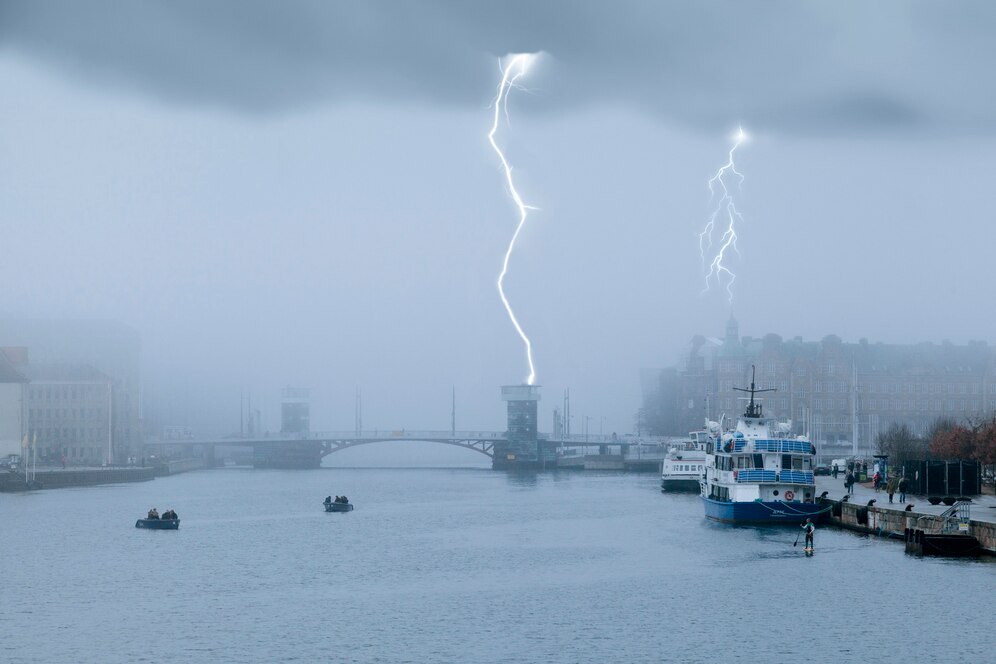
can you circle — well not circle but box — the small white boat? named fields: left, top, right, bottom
left=660, top=431, right=708, bottom=492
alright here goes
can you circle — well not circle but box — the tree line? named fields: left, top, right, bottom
left=875, top=416, right=996, bottom=471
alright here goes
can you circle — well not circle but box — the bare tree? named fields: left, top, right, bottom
left=875, top=422, right=929, bottom=465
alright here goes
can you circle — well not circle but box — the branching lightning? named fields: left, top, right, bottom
left=699, top=125, right=747, bottom=303
left=488, top=53, right=538, bottom=385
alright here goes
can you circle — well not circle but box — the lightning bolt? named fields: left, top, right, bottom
left=699, top=125, right=747, bottom=303
left=488, top=53, right=538, bottom=386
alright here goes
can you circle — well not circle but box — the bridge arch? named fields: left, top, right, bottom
left=318, top=437, right=496, bottom=459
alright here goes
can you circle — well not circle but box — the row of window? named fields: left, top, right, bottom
left=29, top=428, right=107, bottom=442
left=29, top=408, right=106, bottom=421
left=28, top=385, right=108, bottom=401
left=711, top=396, right=990, bottom=415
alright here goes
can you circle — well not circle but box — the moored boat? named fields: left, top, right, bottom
left=701, top=367, right=824, bottom=525
left=135, top=518, right=179, bottom=529
left=661, top=431, right=708, bottom=492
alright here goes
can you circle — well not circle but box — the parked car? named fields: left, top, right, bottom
left=814, top=465, right=831, bottom=476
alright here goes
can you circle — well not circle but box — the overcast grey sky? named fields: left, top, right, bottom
left=2, top=1, right=995, bottom=448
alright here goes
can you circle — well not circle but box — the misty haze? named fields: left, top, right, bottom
left=2, top=2, right=995, bottom=663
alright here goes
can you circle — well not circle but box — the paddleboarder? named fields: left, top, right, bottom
left=800, top=517, right=815, bottom=550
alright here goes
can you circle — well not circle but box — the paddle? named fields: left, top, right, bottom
left=793, top=529, right=801, bottom=547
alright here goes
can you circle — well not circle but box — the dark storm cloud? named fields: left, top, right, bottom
left=1, top=0, right=993, bottom=133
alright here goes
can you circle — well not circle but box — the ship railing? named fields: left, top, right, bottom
left=779, top=470, right=814, bottom=484
left=754, top=439, right=814, bottom=454
left=735, top=469, right=777, bottom=483
left=733, top=469, right=814, bottom=483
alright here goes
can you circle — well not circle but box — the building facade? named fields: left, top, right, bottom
left=643, top=318, right=996, bottom=456
left=0, top=320, right=141, bottom=463
left=0, top=350, right=27, bottom=459
left=3, top=347, right=113, bottom=465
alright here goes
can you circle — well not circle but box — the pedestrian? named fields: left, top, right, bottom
left=845, top=470, right=854, bottom=494
left=832, top=465, right=839, bottom=479
left=886, top=477, right=897, bottom=503
left=873, top=471, right=881, bottom=492
left=898, top=476, right=909, bottom=503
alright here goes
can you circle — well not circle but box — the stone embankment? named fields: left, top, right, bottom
left=0, top=457, right=210, bottom=492
left=0, top=467, right=155, bottom=492
left=815, top=475, right=996, bottom=555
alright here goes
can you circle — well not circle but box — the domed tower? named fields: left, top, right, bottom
left=725, top=315, right=740, bottom=344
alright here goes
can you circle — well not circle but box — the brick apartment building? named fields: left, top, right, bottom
left=642, top=318, right=996, bottom=456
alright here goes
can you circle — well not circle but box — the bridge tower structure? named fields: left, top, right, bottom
left=495, top=385, right=550, bottom=469
left=255, top=387, right=318, bottom=468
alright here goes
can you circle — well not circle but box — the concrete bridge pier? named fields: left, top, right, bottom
left=253, top=440, right=323, bottom=469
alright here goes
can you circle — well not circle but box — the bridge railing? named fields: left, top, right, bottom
left=156, top=430, right=675, bottom=446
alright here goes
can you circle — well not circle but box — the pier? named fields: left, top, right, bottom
left=815, top=475, right=996, bottom=555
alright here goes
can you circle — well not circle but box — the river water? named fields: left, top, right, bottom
left=2, top=467, right=993, bottom=663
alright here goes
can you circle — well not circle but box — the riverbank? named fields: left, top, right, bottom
left=815, top=475, right=996, bottom=555
left=0, top=457, right=211, bottom=492
left=0, top=467, right=155, bottom=491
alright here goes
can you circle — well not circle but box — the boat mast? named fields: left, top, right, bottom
left=732, top=365, right=776, bottom=418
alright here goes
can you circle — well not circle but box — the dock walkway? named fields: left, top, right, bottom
left=815, top=475, right=996, bottom=554
left=815, top=475, right=996, bottom=524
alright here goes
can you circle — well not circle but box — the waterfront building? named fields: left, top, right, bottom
left=0, top=320, right=142, bottom=463
left=642, top=317, right=996, bottom=457
left=2, top=347, right=113, bottom=465
left=0, top=350, right=28, bottom=458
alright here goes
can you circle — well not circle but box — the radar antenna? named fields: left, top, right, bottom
left=732, top=365, right=776, bottom=418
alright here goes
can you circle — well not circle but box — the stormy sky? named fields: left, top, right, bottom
left=2, top=1, right=995, bottom=448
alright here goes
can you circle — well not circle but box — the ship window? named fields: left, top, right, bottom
left=753, top=454, right=763, bottom=469
left=737, top=456, right=752, bottom=469
left=773, top=489, right=779, bottom=496
left=781, top=454, right=792, bottom=469
left=793, top=457, right=804, bottom=470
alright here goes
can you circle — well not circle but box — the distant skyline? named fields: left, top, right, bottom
left=3, top=2, right=996, bottom=447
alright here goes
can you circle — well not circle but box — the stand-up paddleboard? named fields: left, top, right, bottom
left=804, top=546, right=814, bottom=555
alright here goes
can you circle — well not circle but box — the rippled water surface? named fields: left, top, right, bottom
left=2, top=468, right=993, bottom=663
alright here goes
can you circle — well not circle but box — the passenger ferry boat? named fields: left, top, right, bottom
left=701, top=369, right=823, bottom=524
left=660, top=431, right=708, bottom=492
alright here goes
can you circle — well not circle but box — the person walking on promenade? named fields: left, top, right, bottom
left=873, top=470, right=882, bottom=492
left=832, top=464, right=839, bottom=479
left=898, top=476, right=909, bottom=503
left=845, top=470, right=854, bottom=494
left=886, top=476, right=897, bottom=503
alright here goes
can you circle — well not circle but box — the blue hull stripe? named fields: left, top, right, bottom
left=701, top=496, right=823, bottom=524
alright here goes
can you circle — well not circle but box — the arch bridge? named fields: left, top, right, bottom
left=152, top=430, right=664, bottom=469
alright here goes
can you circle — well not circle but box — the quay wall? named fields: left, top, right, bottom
left=155, top=458, right=209, bottom=476
left=824, top=499, right=995, bottom=555
left=0, top=467, right=155, bottom=492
